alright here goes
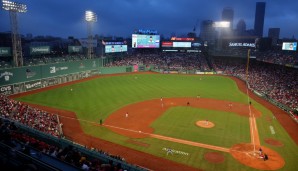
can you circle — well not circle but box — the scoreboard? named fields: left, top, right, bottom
left=132, top=34, right=160, bottom=48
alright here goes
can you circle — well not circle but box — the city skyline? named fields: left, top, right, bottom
left=0, top=0, right=297, bottom=39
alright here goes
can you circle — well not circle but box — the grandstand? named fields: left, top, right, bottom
left=1, top=44, right=298, bottom=169
left=0, top=1, right=297, bottom=170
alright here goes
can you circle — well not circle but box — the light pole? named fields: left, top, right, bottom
left=85, top=10, right=97, bottom=59
left=2, top=0, right=27, bottom=67
left=212, top=21, right=231, bottom=50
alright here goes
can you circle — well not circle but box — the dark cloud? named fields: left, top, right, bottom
left=0, top=0, right=297, bottom=38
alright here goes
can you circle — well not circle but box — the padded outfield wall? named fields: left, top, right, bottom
left=0, top=58, right=153, bottom=95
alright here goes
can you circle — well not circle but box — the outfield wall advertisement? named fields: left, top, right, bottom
left=0, top=85, right=13, bottom=95
left=25, top=80, right=42, bottom=91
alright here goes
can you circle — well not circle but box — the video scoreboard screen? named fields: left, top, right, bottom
left=282, top=42, right=297, bottom=51
left=132, top=34, right=160, bottom=48
left=105, top=45, right=127, bottom=53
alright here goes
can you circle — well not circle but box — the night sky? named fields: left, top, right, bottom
left=0, top=0, right=297, bottom=39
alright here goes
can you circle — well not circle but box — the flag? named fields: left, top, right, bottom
left=101, top=40, right=106, bottom=45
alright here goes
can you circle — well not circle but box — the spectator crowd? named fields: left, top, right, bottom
left=0, top=94, right=61, bottom=137
left=211, top=57, right=298, bottom=110
left=105, top=52, right=211, bottom=71
left=256, top=50, right=298, bottom=66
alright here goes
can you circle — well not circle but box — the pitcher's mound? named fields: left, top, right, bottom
left=196, top=120, right=215, bottom=128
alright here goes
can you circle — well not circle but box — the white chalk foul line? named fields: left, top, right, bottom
left=150, top=134, right=230, bottom=153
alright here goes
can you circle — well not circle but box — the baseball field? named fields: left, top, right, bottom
left=13, top=72, right=298, bottom=171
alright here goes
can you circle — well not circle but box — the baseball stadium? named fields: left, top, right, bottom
left=1, top=1, right=298, bottom=171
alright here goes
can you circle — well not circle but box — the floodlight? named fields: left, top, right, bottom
left=85, top=10, right=97, bottom=22
left=2, top=0, right=27, bottom=12
left=85, top=10, right=97, bottom=59
left=213, top=21, right=230, bottom=28
left=2, top=0, right=27, bottom=67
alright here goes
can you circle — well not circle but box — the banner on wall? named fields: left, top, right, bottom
left=133, top=65, right=138, bottom=72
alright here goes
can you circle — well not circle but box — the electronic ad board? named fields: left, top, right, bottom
left=132, top=34, right=160, bottom=48
left=282, top=42, right=297, bottom=51
left=105, top=45, right=127, bottom=53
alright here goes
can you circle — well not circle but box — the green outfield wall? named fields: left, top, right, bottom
left=0, top=58, right=142, bottom=95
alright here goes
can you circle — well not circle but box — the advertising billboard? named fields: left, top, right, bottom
left=173, top=42, right=192, bottom=48
left=162, top=42, right=192, bottom=48
left=170, top=37, right=195, bottom=41
left=30, top=46, right=50, bottom=55
left=282, top=42, right=297, bottom=51
left=104, top=42, right=126, bottom=45
left=162, top=42, right=173, bottom=47
left=132, top=34, right=160, bottom=48
left=0, top=47, right=11, bottom=57
left=105, top=45, right=128, bottom=53
left=228, top=42, right=255, bottom=48
left=68, top=46, right=83, bottom=53
left=192, top=42, right=202, bottom=47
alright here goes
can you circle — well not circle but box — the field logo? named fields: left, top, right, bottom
left=25, top=68, right=36, bottom=79
left=50, top=66, right=56, bottom=73
left=162, top=147, right=189, bottom=156
left=269, top=126, right=275, bottom=134
left=0, top=71, right=13, bottom=81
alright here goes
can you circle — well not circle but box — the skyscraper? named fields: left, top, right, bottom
left=222, top=7, right=234, bottom=29
left=200, top=20, right=217, bottom=43
left=254, top=2, right=266, bottom=37
left=268, top=28, right=280, bottom=45
left=236, top=19, right=246, bottom=36
left=221, top=7, right=234, bottom=38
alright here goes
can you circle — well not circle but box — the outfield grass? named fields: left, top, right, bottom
left=151, top=107, right=250, bottom=148
left=16, top=73, right=298, bottom=171
left=16, top=74, right=248, bottom=120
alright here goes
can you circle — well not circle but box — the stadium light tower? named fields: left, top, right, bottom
left=212, top=21, right=231, bottom=50
left=2, top=0, right=27, bottom=67
left=85, top=10, right=97, bottom=59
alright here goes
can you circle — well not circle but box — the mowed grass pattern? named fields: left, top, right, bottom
left=17, top=74, right=248, bottom=121
left=15, top=73, right=298, bottom=171
left=151, top=107, right=250, bottom=148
